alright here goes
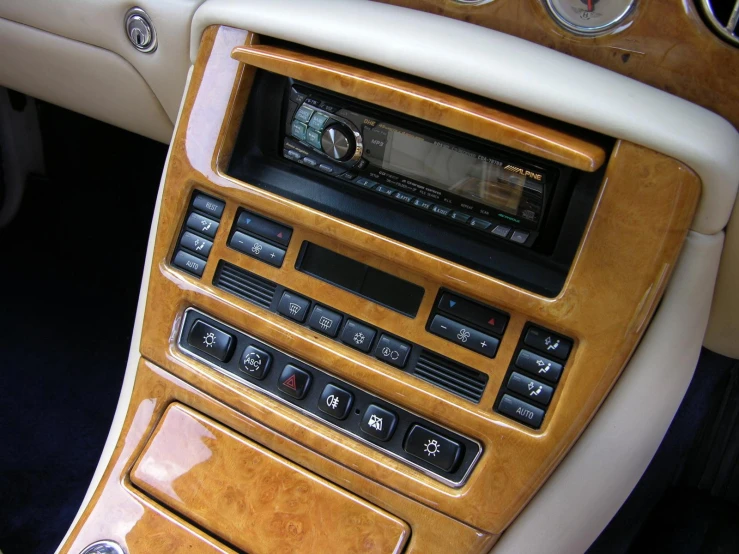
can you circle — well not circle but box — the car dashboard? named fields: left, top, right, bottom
left=1, top=1, right=739, bottom=553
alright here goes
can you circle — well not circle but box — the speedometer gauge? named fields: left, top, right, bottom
left=544, top=0, right=636, bottom=35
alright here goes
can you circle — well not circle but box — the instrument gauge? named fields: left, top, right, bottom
left=544, top=0, right=636, bottom=35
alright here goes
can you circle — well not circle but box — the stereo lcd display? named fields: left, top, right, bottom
left=366, top=125, right=543, bottom=220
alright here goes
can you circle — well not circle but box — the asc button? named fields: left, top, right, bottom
left=187, top=320, right=234, bottom=362
left=230, top=231, right=286, bottom=268
left=239, top=345, right=271, bottom=380
left=429, top=315, right=499, bottom=358
left=404, top=425, right=463, bottom=473
left=498, top=394, right=545, bottom=429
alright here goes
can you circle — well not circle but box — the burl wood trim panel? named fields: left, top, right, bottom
left=230, top=43, right=606, bottom=172
left=132, top=403, right=411, bottom=554
left=60, top=360, right=495, bottom=554
left=373, top=0, right=739, bottom=129
left=134, top=26, right=698, bottom=538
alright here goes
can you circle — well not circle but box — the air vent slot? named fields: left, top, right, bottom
left=698, top=0, right=739, bottom=46
left=413, top=350, right=488, bottom=403
left=213, top=261, right=277, bottom=309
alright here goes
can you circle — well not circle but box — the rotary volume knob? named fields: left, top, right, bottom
left=321, top=123, right=356, bottom=161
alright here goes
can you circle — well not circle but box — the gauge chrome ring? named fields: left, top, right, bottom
left=543, top=0, right=636, bottom=36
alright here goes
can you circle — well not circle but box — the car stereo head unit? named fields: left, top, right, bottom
left=282, top=83, right=565, bottom=248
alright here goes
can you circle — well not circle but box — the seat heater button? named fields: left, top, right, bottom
left=277, top=365, right=312, bottom=399
left=515, top=349, right=564, bottom=384
left=187, top=320, right=234, bottom=362
left=173, top=250, right=206, bottom=277
left=180, top=231, right=212, bottom=258
left=359, top=404, right=398, bottom=441
left=318, top=384, right=353, bottom=420
left=507, top=372, right=554, bottom=406
left=523, top=327, right=573, bottom=360
left=404, top=424, right=463, bottom=473
left=186, top=212, right=219, bottom=239
left=239, top=345, right=272, bottom=380
left=277, top=291, right=311, bottom=323
left=498, top=394, right=545, bottom=429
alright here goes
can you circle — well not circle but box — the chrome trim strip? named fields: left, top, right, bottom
left=177, top=307, right=483, bottom=488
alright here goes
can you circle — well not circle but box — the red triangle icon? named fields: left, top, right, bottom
left=488, top=318, right=496, bottom=326
left=277, top=232, right=283, bottom=238
left=282, top=374, right=298, bottom=390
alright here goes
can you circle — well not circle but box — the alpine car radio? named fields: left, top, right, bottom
left=281, top=83, right=566, bottom=248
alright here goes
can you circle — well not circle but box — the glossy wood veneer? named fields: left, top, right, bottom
left=132, top=403, right=411, bottom=554
left=125, top=25, right=701, bottom=538
left=373, top=0, right=739, bottom=130
left=230, top=43, right=607, bottom=171
left=60, top=360, right=496, bottom=554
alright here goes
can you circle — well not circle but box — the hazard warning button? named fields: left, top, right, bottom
left=277, top=365, right=312, bottom=399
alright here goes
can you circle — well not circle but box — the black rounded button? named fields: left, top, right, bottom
left=321, top=123, right=356, bottom=161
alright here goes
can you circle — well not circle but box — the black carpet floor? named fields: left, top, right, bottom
left=0, top=102, right=166, bottom=554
